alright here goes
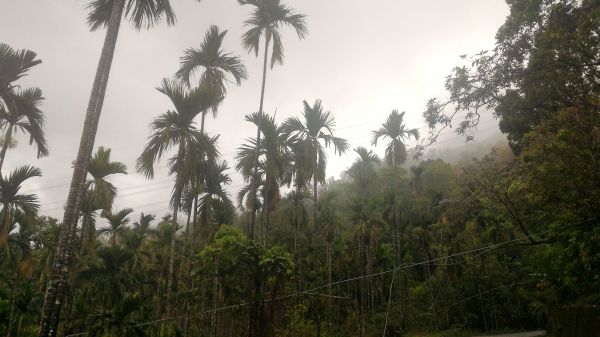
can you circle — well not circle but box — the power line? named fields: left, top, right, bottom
left=34, top=117, right=501, bottom=212
left=64, top=230, right=549, bottom=337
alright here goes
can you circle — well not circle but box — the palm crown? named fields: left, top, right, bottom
left=85, top=0, right=177, bottom=31
left=100, top=207, right=134, bottom=247
left=176, top=25, right=247, bottom=97
left=238, top=0, right=308, bottom=67
left=283, top=99, right=349, bottom=182
left=349, top=146, right=381, bottom=189
left=86, top=146, right=128, bottom=211
left=0, top=165, right=41, bottom=246
left=372, top=110, right=419, bottom=166
left=0, top=44, right=47, bottom=169
left=136, top=79, right=222, bottom=179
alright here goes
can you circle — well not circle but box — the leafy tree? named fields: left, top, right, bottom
left=422, top=0, right=600, bottom=152
left=88, top=292, right=147, bottom=337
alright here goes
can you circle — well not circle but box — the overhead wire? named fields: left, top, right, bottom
left=63, top=230, right=549, bottom=337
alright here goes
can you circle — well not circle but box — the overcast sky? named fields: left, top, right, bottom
left=1, top=0, right=509, bottom=225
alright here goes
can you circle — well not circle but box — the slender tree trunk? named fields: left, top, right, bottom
left=6, top=270, right=18, bottom=337
left=250, top=37, right=270, bottom=241
left=0, top=206, right=11, bottom=247
left=39, top=2, right=125, bottom=337
left=166, top=141, right=186, bottom=317
left=0, top=126, right=13, bottom=173
left=193, top=197, right=199, bottom=240
left=313, top=153, right=318, bottom=238
left=201, top=111, right=206, bottom=135
left=294, top=181, right=300, bottom=293
left=180, top=210, right=192, bottom=327
left=212, top=258, right=219, bottom=337
left=264, top=174, right=270, bottom=246
left=313, top=150, right=322, bottom=289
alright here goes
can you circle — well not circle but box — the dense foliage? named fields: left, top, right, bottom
left=1, top=0, right=599, bottom=337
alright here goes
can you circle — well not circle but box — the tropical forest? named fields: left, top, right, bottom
left=0, top=0, right=599, bottom=336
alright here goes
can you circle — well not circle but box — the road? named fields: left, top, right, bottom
left=475, top=331, right=545, bottom=337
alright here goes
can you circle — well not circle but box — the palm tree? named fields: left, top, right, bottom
left=136, top=78, right=221, bottom=315
left=41, top=2, right=178, bottom=334
left=0, top=44, right=46, bottom=172
left=176, top=25, right=245, bottom=255
left=237, top=0, right=307, bottom=236
left=0, top=165, right=41, bottom=247
left=372, top=110, right=419, bottom=265
left=99, top=208, right=134, bottom=247
left=88, top=292, right=147, bottom=337
left=0, top=43, right=42, bottom=107
left=79, top=147, right=127, bottom=253
left=283, top=99, right=348, bottom=243
left=236, top=112, right=290, bottom=242
left=0, top=43, right=42, bottom=93
left=176, top=25, right=247, bottom=132
left=348, top=147, right=381, bottom=193
left=189, top=161, right=234, bottom=237
left=0, top=88, right=47, bottom=172
left=3, top=210, right=38, bottom=337
left=132, top=213, right=156, bottom=237
left=281, top=138, right=312, bottom=277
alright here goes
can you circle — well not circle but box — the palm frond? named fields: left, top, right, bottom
left=86, top=0, right=176, bottom=32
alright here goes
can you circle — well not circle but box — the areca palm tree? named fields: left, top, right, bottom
left=132, top=213, right=156, bottom=237
left=0, top=44, right=46, bottom=172
left=237, top=0, right=307, bottom=235
left=283, top=99, right=348, bottom=239
left=0, top=43, right=42, bottom=109
left=176, top=25, right=247, bottom=132
left=0, top=165, right=41, bottom=247
left=192, top=161, right=234, bottom=236
left=348, top=147, right=381, bottom=192
left=79, top=147, right=127, bottom=253
left=99, top=207, right=134, bottom=247
left=42, top=2, right=179, bottom=335
left=236, top=112, right=291, bottom=242
left=136, top=78, right=221, bottom=314
left=0, top=87, right=48, bottom=172
left=372, top=110, right=419, bottom=265
left=4, top=210, right=38, bottom=337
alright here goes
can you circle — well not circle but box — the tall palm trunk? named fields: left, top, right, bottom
left=294, top=181, right=300, bottom=292
left=166, top=140, right=186, bottom=316
left=0, top=205, right=11, bottom=247
left=264, top=174, right=270, bottom=246
left=0, top=126, right=14, bottom=173
left=39, top=2, right=125, bottom=336
left=250, top=37, right=270, bottom=241
left=6, top=269, right=18, bottom=337
left=313, top=151, right=318, bottom=238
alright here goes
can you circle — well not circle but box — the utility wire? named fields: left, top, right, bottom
left=64, top=230, right=549, bottom=337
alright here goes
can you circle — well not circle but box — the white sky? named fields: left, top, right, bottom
left=1, top=0, right=509, bottom=225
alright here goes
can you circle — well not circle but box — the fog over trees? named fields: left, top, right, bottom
left=1, top=1, right=599, bottom=337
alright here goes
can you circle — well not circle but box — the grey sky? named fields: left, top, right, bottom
left=1, top=0, right=509, bottom=224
